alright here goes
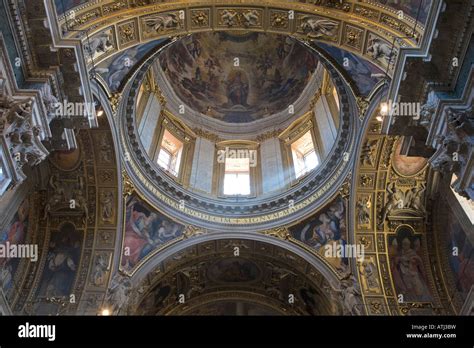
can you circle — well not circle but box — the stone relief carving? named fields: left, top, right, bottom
left=261, top=228, right=290, bottom=240
left=105, top=273, right=132, bottom=314
left=0, top=80, right=48, bottom=189
left=366, top=37, right=397, bottom=66
left=191, top=10, right=209, bottom=27
left=431, top=106, right=473, bottom=198
left=356, top=97, right=370, bottom=120
left=241, top=10, right=260, bottom=27
left=220, top=9, right=237, bottom=26
left=356, top=195, right=371, bottom=227
left=270, top=11, right=289, bottom=29
left=360, top=139, right=378, bottom=166
left=143, top=13, right=182, bottom=33
left=299, top=16, right=339, bottom=38
left=183, top=225, right=206, bottom=239
left=359, top=259, right=380, bottom=293
left=90, top=252, right=110, bottom=287
left=337, top=275, right=364, bottom=315
left=118, top=21, right=137, bottom=46
left=432, top=108, right=473, bottom=169
left=100, top=191, right=114, bottom=222
left=83, top=31, right=113, bottom=57
left=102, top=0, right=128, bottom=15
left=404, top=183, right=426, bottom=213
left=378, top=182, right=427, bottom=227
left=42, top=173, right=89, bottom=221
left=98, top=136, right=113, bottom=163
left=418, top=92, right=437, bottom=128
left=379, top=182, right=405, bottom=225
left=219, top=9, right=261, bottom=28
left=359, top=174, right=374, bottom=188
left=344, top=25, right=363, bottom=49
left=40, top=84, right=59, bottom=121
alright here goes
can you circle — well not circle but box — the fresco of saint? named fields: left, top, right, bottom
left=121, top=196, right=184, bottom=271
left=0, top=198, right=29, bottom=293
left=289, top=196, right=348, bottom=271
left=226, top=71, right=249, bottom=107
left=389, top=232, right=432, bottom=302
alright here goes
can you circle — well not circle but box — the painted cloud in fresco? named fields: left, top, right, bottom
left=159, top=32, right=318, bottom=123
left=96, top=40, right=166, bottom=92
left=317, top=42, right=386, bottom=96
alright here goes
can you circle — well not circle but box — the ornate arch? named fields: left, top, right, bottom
left=109, top=234, right=356, bottom=315
left=351, top=88, right=449, bottom=315
left=47, top=0, right=427, bottom=75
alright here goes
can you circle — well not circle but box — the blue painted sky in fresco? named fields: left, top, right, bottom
left=317, top=43, right=386, bottom=96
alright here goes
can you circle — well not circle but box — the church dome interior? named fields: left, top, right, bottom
left=133, top=31, right=342, bottom=203
left=0, top=0, right=473, bottom=344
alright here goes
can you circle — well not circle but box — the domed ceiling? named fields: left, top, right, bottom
left=158, top=32, right=318, bottom=123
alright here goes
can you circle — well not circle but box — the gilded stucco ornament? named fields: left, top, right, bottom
left=191, top=10, right=209, bottom=27
left=261, top=228, right=290, bottom=240
left=270, top=12, right=289, bottom=29
left=183, top=225, right=207, bottom=239
left=122, top=170, right=135, bottom=197
left=356, top=96, right=370, bottom=120
left=109, top=92, right=121, bottom=114
left=338, top=175, right=352, bottom=199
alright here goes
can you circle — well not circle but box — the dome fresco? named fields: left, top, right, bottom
left=158, top=32, right=318, bottom=123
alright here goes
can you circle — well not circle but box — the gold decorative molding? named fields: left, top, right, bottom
left=192, top=128, right=221, bottom=143
left=339, top=174, right=352, bottom=199
left=57, top=1, right=421, bottom=75
left=183, top=225, right=207, bottom=239
left=353, top=103, right=443, bottom=315
left=309, top=88, right=323, bottom=109
left=254, top=129, right=282, bottom=143
left=356, top=96, right=370, bottom=120
left=260, top=227, right=290, bottom=240
left=190, top=9, right=210, bottom=28
left=278, top=111, right=314, bottom=144
left=122, top=170, right=135, bottom=197
left=109, top=92, right=121, bottom=114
